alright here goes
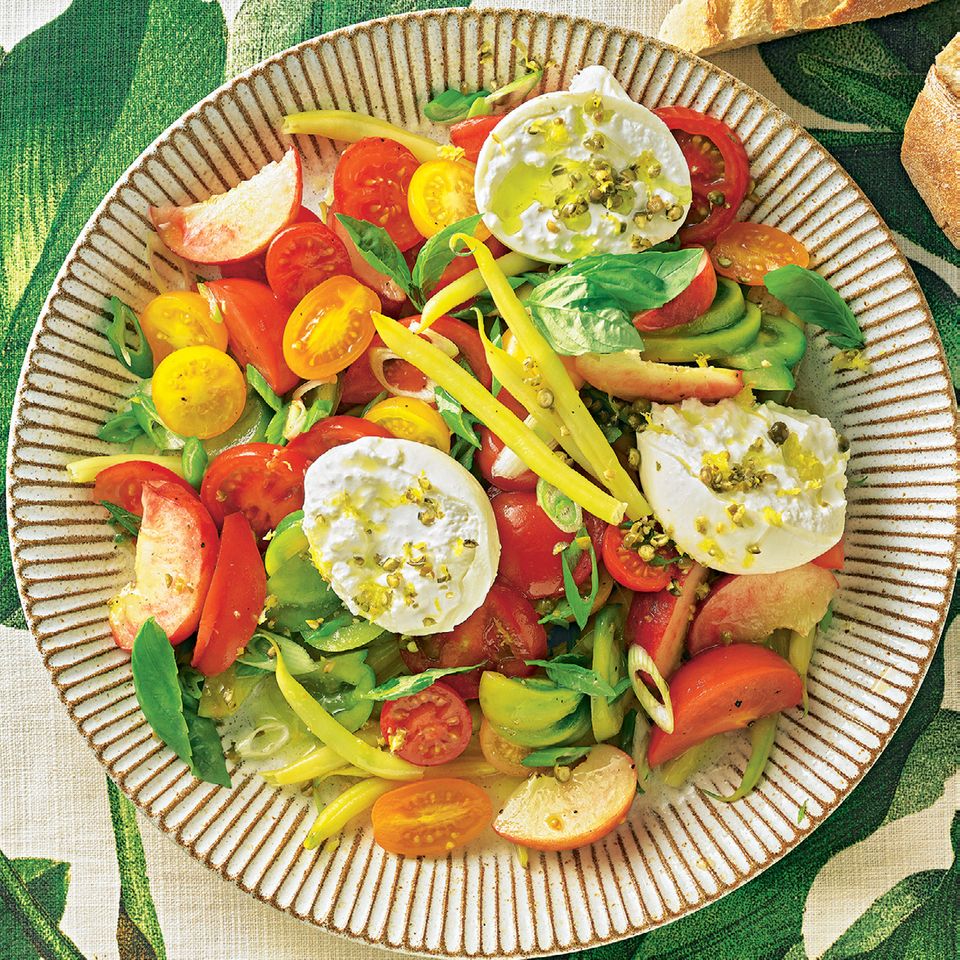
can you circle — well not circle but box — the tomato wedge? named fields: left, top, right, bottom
left=193, top=512, right=265, bottom=676
left=284, top=415, right=393, bottom=464
left=265, top=221, right=353, bottom=308
left=813, top=539, right=844, bottom=571
left=200, top=443, right=309, bottom=545
left=647, top=644, right=803, bottom=766
left=201, top=278, right=299, bottom=395
left=372, top=778, right=492, bottom=857
left=632, top=248, right=717, bottom=332
left=601, top=524, right=676, bottom=592
left=94, top=461, right=197, bottom=516
left=450, top=115, right=504, bottom=163
left=710, top=222, right=810, bottom=285
left=653, top=106, right=750, bottom=245
left=379, top=681, right=473, bottom=766
left=333, top=138, right=422, bottom=251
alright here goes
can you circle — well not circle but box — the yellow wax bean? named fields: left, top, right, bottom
left=789, top=627, right=817, bottom=713
left=421, top=758, right=499, bottom=779
left=282, top=110, right=441, bottom=163
left=261, top=746, right=344, bottom=786
left=304, top=778, right=397, bottom=849
left=68, top=454, right=185, bottom=483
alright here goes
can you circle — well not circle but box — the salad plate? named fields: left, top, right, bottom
left=6, top=8, right=960, bottom=957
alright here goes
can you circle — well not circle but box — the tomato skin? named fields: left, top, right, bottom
left=139, top=290, right=229, bottom=364
left=406, top=159, right=485, bottom=239
left=265, top=221, right=353, bottom=308
left=371, top=778, right=493, bottom=857
left=601, top=524, right=676, bottom=592
left=491, top=492, right=601, bottom=599
left=479, top=716, right=531, bottom=776
left=710, top=222, right=810, bottom=285
left=475, top=427, right=538, bottom=492
left=218, top=207, right=320, bottom=283
left=94, top=461, right=197, bottom=516
left=284, top=415, right=393, bottom=464
left=632, top=249, right=717, bottom=332
left=653, top=106, right=750, bottom=245
left=193, top=512, right=265, bottom=676
left=201, top=279, right=299, bottom=395
left=450, top=115, right=504, bottom=163
left=108, top=481, right=219, bottom=650
left=200, top=443, right=309, bottom=545
left=647, top=644, right=803, bottom=767
left=379, top=682, right=473, bottom=766
left=813, top=540, right=844, bottom=571
left=333, top=138, right=422, bottom=251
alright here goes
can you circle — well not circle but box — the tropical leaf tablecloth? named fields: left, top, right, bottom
left=0, top=1, right=957, bottom=958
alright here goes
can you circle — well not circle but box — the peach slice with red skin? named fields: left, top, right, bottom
left=149, top=148, right=303, bottom=265
left=574, top=351, right=743, bottom=403
left=686, top=562, right=838, bottom=658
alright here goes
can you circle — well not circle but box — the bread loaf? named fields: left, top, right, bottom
left=901, top=33, right=960, bottom=249
left=658, top=0, right=936, bottom=55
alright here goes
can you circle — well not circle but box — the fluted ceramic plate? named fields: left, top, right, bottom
left=7, top=8, right=960, bottom=956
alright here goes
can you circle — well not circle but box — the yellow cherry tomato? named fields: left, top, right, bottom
left=139, top=290, right=228, bottom=365
left=407, top=159, right=489, bottom=239
left=363, top=397, right=452, bottom=453
left=283, top=275, right=379, bottom=380
left=152, top=346, right=246, bottom=439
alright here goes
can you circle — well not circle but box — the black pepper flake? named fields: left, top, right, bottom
left=735, top=699, right=743, bottom=708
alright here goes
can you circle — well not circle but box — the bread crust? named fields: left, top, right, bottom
left=658, top=0, right=936, bottom=55
left=902, top=34, right=960, bottom=249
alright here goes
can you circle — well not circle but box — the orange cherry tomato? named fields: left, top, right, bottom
left=193, top=512, right=265, bottom=676
left=282, top=275, right=379, bottom=380
left=371, top=778, right=493, bottom=857
left=813, top=539, right=844, bottom=570
left=710, top=222, right=810, bottom=286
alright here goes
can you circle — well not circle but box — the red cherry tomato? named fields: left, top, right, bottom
left=491, top=492, right=602, bottom=599
left=379, top=681, right=473, bottom=766
left=333, top=138, right=422, bottom=251
left=632, top=249, right=717, bottom=332
left=265, top=222, right=353, bottom=308
left=647, top=644, right=803, bottom=767
left=200, top=443, right=309, bottom=545
left=218, top=207, right=320, bottom=282
left=201, top=278, right=299, bottom=395
left=601, top=524, right=676, bottom=592
left=284, top=415, right=393, bottom=463
left=653, top=107, right=750, bottom=245
left=450, top=115, right=505, bottom=163
left=193, top=512, right=265, bottom=676
left=813, top=539, right=844, bottom=571
left=93, top=461, right=197, bottom=516
left=475, top=427, right=538, bottom=492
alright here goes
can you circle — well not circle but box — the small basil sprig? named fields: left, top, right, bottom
left=559, top=526, right=600, bottom=630
left=525, top=655, right=630, bottom=701
left=410, top=214, right=482, bottom=303
left=181, top=437, right=208, bottom=489
left=435, top=384, right=480, bottom=450
left=763, top=264, right=865, bottom=350
left=521, top=745, right=592, bottom=768
left=99, top=500, right=140, bottom=541
left=104, top=296, right=153, bottom=378
left=335, top=213, right=413, bottom=295
left=362, top=664, right=482, bottom=701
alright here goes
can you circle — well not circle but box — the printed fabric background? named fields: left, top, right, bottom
left=0, top=0, right=957, bottom=957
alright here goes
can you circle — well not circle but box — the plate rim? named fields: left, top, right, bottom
left=6, top=7, right=960, bottom=956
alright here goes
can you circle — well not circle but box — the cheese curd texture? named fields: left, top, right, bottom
left=638, top=399, right=848, bottom=574
left=302, top=438, right=500, bottom=636
left=474, top=66, right=691, bottom=263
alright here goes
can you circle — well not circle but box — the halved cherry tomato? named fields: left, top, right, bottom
left=450, top=115, right=504, bottom=163
left=219, top=207, right=320, bottom=283
left=653, top=106, right=750, bottom=246
left=200, top=443, right=309, bottom=544
left=632, top=248, right=717, bottom=332
left=363, top=396, right=451, bottom=452
left=193, top=512, right=265, bottom=676
left=479, top=716, right=531, bottom=776
left=284, top=415, right=393, bottom=464
left=139, top=291, right=228, bottom=365
left=152, top=345, right=246, bottom=439
left=491, top=492, right=603, bottom=599
left=475, top=427, right=538, bottom=492
left=282, top=275, right=379, bottom=380
left=379, top=681, right=473, bottom=766
left=94, top=461, right=197, bottom=516
left=710, top=222, right=810, bottom=285
left=333, top=138, right=421, bottom=251
left=108, top=481, right=219, bottom=649
left=371, top=778, right=493, bottom=857
left=601, top=524, right=676, bottom=592
left=265, top=222, right=353, bottom=308
left=813, top=539, right=844, bottom=571
left=201, top=278, right=299, bottom=395
left=647, top=644, right=803, bottom=767
left=407, top=159, right=486, bottom=238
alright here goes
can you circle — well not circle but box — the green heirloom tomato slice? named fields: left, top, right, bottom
left=640, top=303, right=761, bottom=363
left=479, top=672, right=584, bottom=731
left=300, top=650, right=375, bottom=732
left=490, top=698, right=592, bottom=748
left=713, top=313, right=807, bottom=369
left=591, top=606, right=629, bottom=742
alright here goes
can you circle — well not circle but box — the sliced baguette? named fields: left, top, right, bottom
left=902, top=33, right=960, bottom=249
left=658, top=0, right=936, bottom=55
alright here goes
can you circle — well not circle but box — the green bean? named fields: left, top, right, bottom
left=705, top=713, right=779, bottom=803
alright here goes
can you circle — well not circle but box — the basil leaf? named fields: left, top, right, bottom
left=620, top=248, right=703, bottom=310
left=763, top=264, right=865, bottom=350
left=105, top=296, right=153, bottom=378
left=521, top=745, right=592, bottom=768
left=97, top=406, right=145, bottom=444
left=363, top=664, right=482, bottom=701
left=525, top=658, right=627, bottom=701
left=560, top=526, right=599, bottom=630
left=423, top=87, right=490, bottom=123
left=435, top=384, right=481, bottom=449
left=131, top=619, right=193, bottom=766
left=182, top=699, right=231, bottom=787
left=246, top=364, right=283, bottom=412
left=334, top=214, right=412, bottom=296
left=99, top=500, right=141, bottom=541
left=181, top=437, right=208, bottom=489
left=410, top=214, right=483, bottom=305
